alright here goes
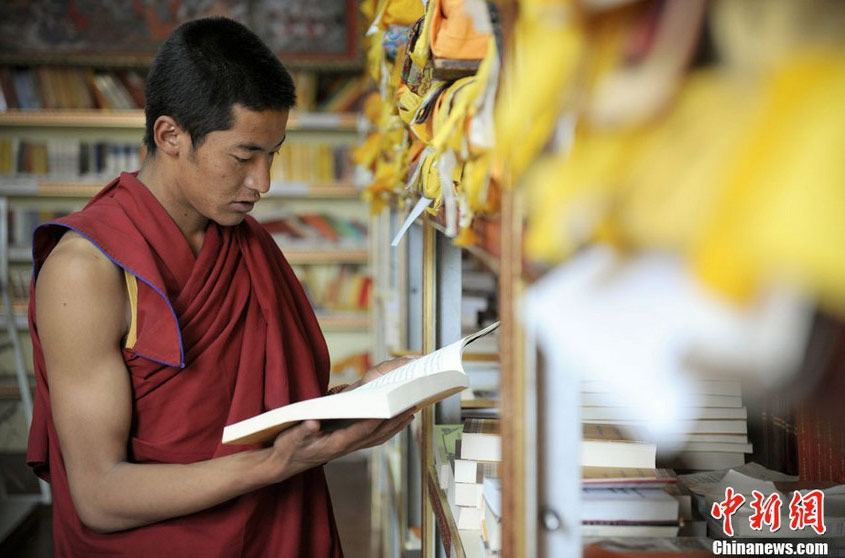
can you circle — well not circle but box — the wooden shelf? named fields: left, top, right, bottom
left=316, top=313, right=371, bottom=330
left=0, top=311, right=368, bottom=332
left=266, top=183, right=361, bottom=199
left=283, top=248, right=368, bottom=264
left=9, top=247, right=368, bottom=265
left=426, top=464, right=467, bottom=558
left=0, top=181, right=361, bottom=200
left=0, top=110, right=362, bottom=131
left=0, top=110, right=145, bottom=128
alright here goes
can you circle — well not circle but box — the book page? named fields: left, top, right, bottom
left=222, top=322, right=500, bottom=445
left=355, top=321, right=500, bottom=393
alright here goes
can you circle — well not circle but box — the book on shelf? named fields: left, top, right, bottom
left=582, top=423, right=657, bottom=469
left=581, top=406, right=747, bottom=422
left=454, top=459, right=500, bottom=485
left=0, top=137, right=143, bottom=179
left=665, top=433, right=749, bottom=445
left=582, top=487, right=680, bottom=523
left=292, top=264, right=371, bottom=313
left=261, top=213, right=367, bottom=249
left=482, top=477, right=502, bottom=554
left=659, top=451, right=746, bottom=471
left=319, top=74, right=372, bottom=113
left=0, top=67, right=19, bottom=110
left=460, top=361, right=499, bottom=411
left=582, top=467, right=677, bottom=489
left=454, top=480, right=484, bottom=508
left=270, top=143, right=352, bottom=183
left=581, top=391, right=743, bottom=408
left=582, top=377, right=742, bottom=398
left=460, top=418, right=501, bottom=462
left=581, top=521, right=680, bottom=538
left=115, top=70, right=146, bottom=108
left=0, top=66, right=145, bottom=111
left=453, top=505, right=483, bottom=531
left=291, top=71, right=318, bottom=112
left=434, top=424, right=462, bottom=490
left=661, top=441, right=753, bottom=454
left=12, top=68, right=41, bottom=110
left=655, top=428, right=753, bottom=474
left=222, top=322, right=500, bottom=444
left=588, top=418, right=748, bottom=435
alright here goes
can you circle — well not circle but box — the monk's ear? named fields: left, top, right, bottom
left=152, top=116, right=187, bottom=157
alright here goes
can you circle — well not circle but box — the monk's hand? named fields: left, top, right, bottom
left=272, top=410, right=415, bottom=476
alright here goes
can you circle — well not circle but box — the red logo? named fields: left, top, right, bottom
left=711, top=487, right=746, bottom=537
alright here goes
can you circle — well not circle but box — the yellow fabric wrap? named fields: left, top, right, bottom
left=494, top=1, right=583, bottom=184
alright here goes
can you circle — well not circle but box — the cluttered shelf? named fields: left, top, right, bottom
left=284, top=249, right=368, bottom=265
left=393, top=196, right=546, bottom=284
left=0, top=110, right=363, bottom=131
left=427, top=463, right=468, bottom=558
left=0, top=182, right=362, bottom=200
left=0, top=309, right=369, bottom=332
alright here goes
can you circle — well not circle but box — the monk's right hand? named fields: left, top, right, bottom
left=266, top=409, right=415, bottom=478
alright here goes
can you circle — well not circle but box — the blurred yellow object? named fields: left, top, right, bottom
left=615, top=71, right=759, bottom=252
left=361, top=0, right=378, bottom=22
left=365, top=29, right=386, bottom=83
left=397, top=85, right=423, bottom=127
left=494, top=1, right=584, bottom=183
left=523, top=129, right=632, bottom=262
left=380, top=0, right=425, bottom=27
left=525, top=51, right=845, bottom=319
left=430, top=0, right=492, bottom=60
left=410, top=0, right=437, bottom=67
left=692, top=54, right=845, bottom=315
left=351, top=131, right=383, bottom=169
left=362, top=91, right=383, bottom=124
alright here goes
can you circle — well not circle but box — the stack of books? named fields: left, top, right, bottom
left=0, top=66, right=146, bottom=111
left=581, top=377, right=752, bottom=471
left=260, top=213, right=368, bottom=250
left=433, top=419, right=503, bottom=556
left=269, top=143, right=352, bottom=184
left=580, top=423, right=681, bottom=538
left=0, top=137, right=144, bottom=179
left=452, top=418, right=501, bottom=533
left=582, top=467, right=681, bottom=538
left=291, top=264, right=372, bottom=314
left=460, top=361, right=499, bottom=418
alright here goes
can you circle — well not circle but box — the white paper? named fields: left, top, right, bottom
left=391, top=196, right=432, bottom=247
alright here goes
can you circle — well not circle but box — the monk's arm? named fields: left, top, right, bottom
left=37, top=233, right=411, bottom=533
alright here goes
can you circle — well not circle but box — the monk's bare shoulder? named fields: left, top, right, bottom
left=35, top=231, right=127, bottom=344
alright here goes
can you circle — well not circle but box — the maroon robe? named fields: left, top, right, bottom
left=27, top=172, right=343, bottom=557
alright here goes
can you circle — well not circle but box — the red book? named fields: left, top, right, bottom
left=300, top=214, right=340, bottom=242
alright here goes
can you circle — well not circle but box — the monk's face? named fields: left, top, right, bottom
left=180, top=105, right=289, bottom=227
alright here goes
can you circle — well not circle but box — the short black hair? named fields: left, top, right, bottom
left=143, top=17, right=296, bottom=153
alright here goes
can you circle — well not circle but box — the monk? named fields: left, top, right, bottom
left=27, top=17, right=412, bottom=557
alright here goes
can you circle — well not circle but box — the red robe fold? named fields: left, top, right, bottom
left=27, top=172, right=343, bottom=557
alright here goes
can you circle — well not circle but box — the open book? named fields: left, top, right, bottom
left=222, top=322, right=500, bottom=445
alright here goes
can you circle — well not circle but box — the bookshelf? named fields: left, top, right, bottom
left=354, top=0, right=526, bottom=555
left=0, top=110, right=362, bottom=130
left=367, top=195, right=526, bottom=557
left=356, top=0, right=845, bottom=556
left=0, top=104, right=376, bottom=457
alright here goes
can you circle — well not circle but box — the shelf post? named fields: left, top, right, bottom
left=421, top=214, right=436, bottom=558
left=499, top=187, right=529, bottom=556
